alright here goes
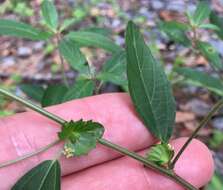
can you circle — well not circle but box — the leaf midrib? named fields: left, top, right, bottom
left=0, top=24, right=39, bottom=36
left=38, top=160, right=56, bottom=190
left=131, top=28, right=161, bottom=137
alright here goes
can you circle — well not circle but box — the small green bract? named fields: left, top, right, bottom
left=58, top=119, right=104, bottom=157
left=146, top=143, right=174, bottom=167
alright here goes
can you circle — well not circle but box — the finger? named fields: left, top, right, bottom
left=62, top=138, right=214, bottom=190
left=0, top=93, right=154, bottom=189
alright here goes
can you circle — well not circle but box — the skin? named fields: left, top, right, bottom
left=0, top=93, right=214, bottom=190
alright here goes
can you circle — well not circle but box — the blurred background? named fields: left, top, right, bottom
left=0, top=0, right=223, bottom=189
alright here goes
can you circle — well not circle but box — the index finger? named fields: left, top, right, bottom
left=0, top=93, right=155, bottom=188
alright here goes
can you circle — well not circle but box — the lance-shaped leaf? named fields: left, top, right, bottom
left=62, top=79, right=95, bottom=102
left=41, top=85, right=68, bottom=107
left=12, top=160, right=61, bottom=190
left=97, top=51, right=127, bottom=87
left=20, top=84, right=45, bottom=102
left=196, top=40, right=223, bottom=70
left=41, top=0, right=58, bottom=30
left=0, top=19, right=51, bottom=40
left=175, top=67, right=223, bottom=96
left=59, top=18, right=77, bottom=32
left=207, top=172, right=223, bottom=190
left=210, top=11, right=223, bottom=40
left=199, top=23, right=220, bottom=31
left=126, top=21, right=176, bottom=142
left=81, top=27, right=112, bottom=36
left=159, top=21, right=191, bottom=46
left=59, top=38, right=88, bottom=72
left=193, top=0, right=211, bottom=26
left=58, top=120, right=104, bottom=157
left=66, top=31, right=122, bottom=53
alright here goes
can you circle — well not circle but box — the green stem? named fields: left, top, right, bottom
left=95, top=81, right=103, bottom=95
left=56, top=34, right=69, bottom=87
left=170, top=99, right=223, bottom=169
left=0, top=88, right=197, bottom=190
left=98, top=138, right=197, bottom=190
left=0, top=88, right=65, bottom=125
left=0, top=139, right=60, bottom=169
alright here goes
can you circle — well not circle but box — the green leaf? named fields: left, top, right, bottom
left=209, top=129, right=223, bottom=149
left=97, top=51, right=127, bottom=87
left=41, top=85, right=68, bottom=107
left=59, top=38, right=88, bottom=72
left=20, top=84, right=45, bottom=102
left=206, top=172, right=223, bottom=190
left=196, top=41, right=223, bottom=70
left=146, top=143, right=174, bottom=166
left=175, top=67, right=223, bottom=96
left=159, top=21, right=191, bottom=46
left=12, top=160, right=61, bottom=190
left=193, top=0, right=211, bottom=25
left=199, top=23, right=220, bottom=31
left=66, top=31, right=122, bottom=53
left=126, top=21, right=176, bottom=142
left=59, top=18, right=76, bottom=32
left=58, top=120, right=104, bottom=157
left=81, top=27, right=112, bottom=36
left=41, top=0, right=58, bottom=30
left=62, top=79, right=94, bottom=102
left=210, top=11, right=223, bottom=40
left=0, top=19, right=51, bottom=40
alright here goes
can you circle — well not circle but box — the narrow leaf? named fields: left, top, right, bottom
left=199, top=23, right=220, bottom=31
left=58, top=120, right=104, bottom=157
left=12, top=160, right=61, bottom=190
left=20, top=84, right=45, bottom=102
left=175, top=67, right=223, bottom=96
left=41, top=0, right=58, bottom=30
left=206, top=172, right=223, bottom=190
left=210, top=11, right=223, bottom=39
left=59, top=38, right=88, bottom=72
left=41, top=85, right=68, bottom=107
left=59, top=18, right=76, bottom=32
left=196, top=40, right=223, bottom=70
left=62, top=79, right=94, bottom=102
left=0, top=19, right=51, bottom=40
left=66, top=31, right=122, bottom=53
left=126, top=21, right=176, bottom=142
left=97, top=51, right=127, bottom=87
left=193, top=0, right=211, bottom=25
left=159, top=21, right=191, bottom=46
left=81, top=27, right=112, bottom=36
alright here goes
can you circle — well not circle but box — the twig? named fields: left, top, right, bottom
left=170, top=99, right=223, bottom=168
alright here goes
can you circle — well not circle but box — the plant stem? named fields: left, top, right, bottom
left=0, top=139, right=60, bottom=169
left=0, top=88, right=65, bottom=125
left=0, top=88, right=198, bottom=190
left=98, top=138, right=197, bottom=190
left=56, top=34, right=69, bottom=87
left=95, top=81, right=103, bottom=95
left=170, top=99, right=223, bottom=169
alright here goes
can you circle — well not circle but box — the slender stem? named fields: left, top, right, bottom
left=95, top=81, right=103, bottom=95
left=170, top=99, right=223, bottom=168
left=0, top=88, right=65, bottom=125
left=56, top=34, right=69, bottom=87
left=98, top=138, right=197, bottom=190
left=0, top=88, right=198, bottom=190
left=0, top=139, right=60, bottom=169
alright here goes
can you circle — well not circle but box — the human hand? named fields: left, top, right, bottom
left=0, top=93, right=214, bottom=190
